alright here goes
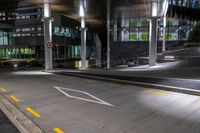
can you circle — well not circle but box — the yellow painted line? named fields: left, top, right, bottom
left=195, top=99, right=200, bottom=103
left=144, top=90, right=169, bottom=96
left=0, top=88, right=7, bottom=93
left=10, top=95, right=20, bottom=102
left=85, top=79, right=97, bottom=83
left=54, top=128, right=64, bottom=133
left=26, top=107, right=41, bottom=118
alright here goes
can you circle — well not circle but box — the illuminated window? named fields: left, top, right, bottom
left=37, top=27, right=42, bottom=31
left=21, top=16, right=26, bottom=19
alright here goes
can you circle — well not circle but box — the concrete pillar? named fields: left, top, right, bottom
left=113, top=20, right=118, bottom=41
left=149, top=18, right=158, bottom=66
left=80, top=17, right=87, bottom=69
left=149, top=2, right=158, bottom=66
left=121, top=19, right=125, bottom=41
left=43, top=3, right=53, bottom=70
left=107, top=0, right=111, bottom=68
left=79, top=0, right=87, bottom=70
left=162, top=16, right=166, bottom=52
left=95, top=34, right=101, bottom=68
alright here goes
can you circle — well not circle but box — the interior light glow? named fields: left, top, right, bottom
left=81, top=18, right=85, bottom=28
left=165, top=56, right=175, bottom=59
left=44, top=3, right=50, bottom=17
left=163, top=16, right=167, bottom=27
left=162, top=0, right=169, bottom=16
left=79, top=4, right=85, bottom=17
left=151, top=2, right=158, bottom=17
left=12, top=71, right=53, bottom=75
left=14, top=64, right=18, bottom=68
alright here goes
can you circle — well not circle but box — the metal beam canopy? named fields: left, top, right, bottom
left=22, top=0, right=167, bottom=68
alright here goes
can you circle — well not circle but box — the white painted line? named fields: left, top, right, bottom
left=54, top=86, right=114, bottom=107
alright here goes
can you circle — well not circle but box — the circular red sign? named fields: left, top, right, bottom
left=47, top=42, right=53, bottom=48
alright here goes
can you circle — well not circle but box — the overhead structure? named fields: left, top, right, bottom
left=20, top=0, right=168, bottom=67
left=22, top=0, right=169, bottom=36
left=167, top=0, right=200, bottom=21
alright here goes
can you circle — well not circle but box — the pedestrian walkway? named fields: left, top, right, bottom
left=47, top=63, right=200, bottom=95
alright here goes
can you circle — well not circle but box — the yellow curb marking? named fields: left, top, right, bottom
left=85, top=79, right=97, bottom=83
left=0, top=88, right=7, bottom=93
left=26, top=107, right=41, bottom=118
left=144, top=90, right=170, bottom=96
left=54, top=128, right=64, bottom=133
left=10, top=95, right=20, bottom=102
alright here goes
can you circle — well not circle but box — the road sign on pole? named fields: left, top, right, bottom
left=47, top=41, right=53, bottom=48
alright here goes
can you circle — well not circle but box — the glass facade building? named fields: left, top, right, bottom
left=0, top=1, right=197, bottom=68
left=109, top=16, right=194, bottom=65
left=111, top=18, right=192, bottom=42
left=0, top=2, right=96, bottom=67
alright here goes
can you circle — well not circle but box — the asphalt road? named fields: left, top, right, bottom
left=0, top=69, right=200, bottom=133
left=0, top=110, right=19, bottom=133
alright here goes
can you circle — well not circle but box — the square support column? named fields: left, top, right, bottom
left=113, top=20, right=118, bottom=42
left=149, top=18, right=158, bottom=66
left=80, top=17, right=87, bottom=70
left=149, top=2, right=158, bottom=66
left=162, top=16, right=167, bottom=52
left=43, top=3, right=53, bottom=70
left=107, top=0, right=111, bottom=69
left=95, top=34, right=102, bottom=68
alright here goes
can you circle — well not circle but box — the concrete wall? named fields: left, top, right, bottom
left=110, top=41, right=149, bottom=63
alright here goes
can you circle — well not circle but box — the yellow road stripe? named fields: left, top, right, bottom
left=0, top=88, right=7, bottom=93
left=26, top=107, right=41, bottom=118
left=10, top=95, right=20, bottom=102
left=195, top=99, right=200, bottom=103
left=85, top=79, right=97, bottom=83
left=144, top=90, right=169, bottom=96
left=54, top=128, right=64, bottom=133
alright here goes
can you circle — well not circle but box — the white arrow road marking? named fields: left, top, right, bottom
left=54, top=86, right=114, bottom=107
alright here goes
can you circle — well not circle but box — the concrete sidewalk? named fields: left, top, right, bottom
left=47, top=67, right=200, bottom=96
left=48, top=60, right=200, bottom=80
